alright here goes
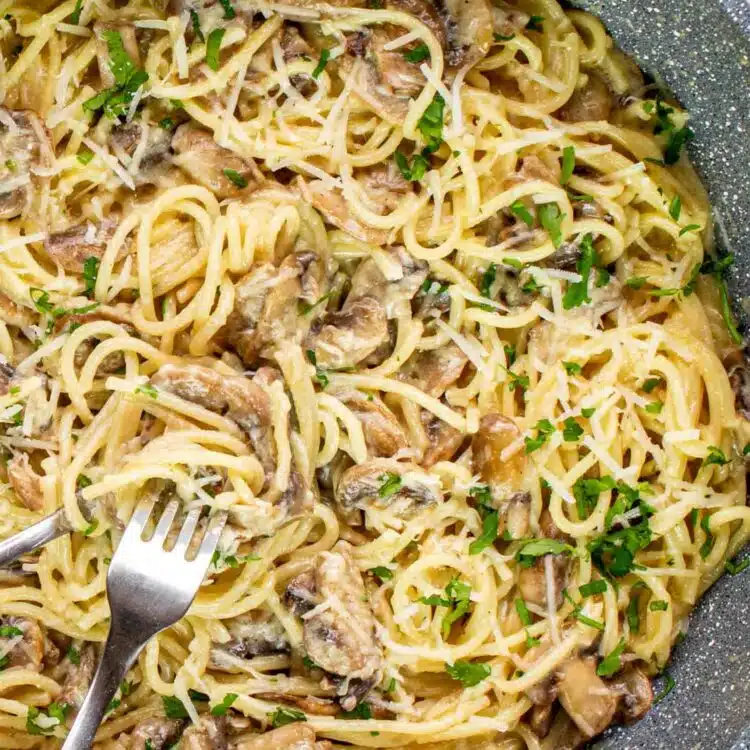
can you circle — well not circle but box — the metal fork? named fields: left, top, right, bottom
left=61, top=498, right=227, bottom=750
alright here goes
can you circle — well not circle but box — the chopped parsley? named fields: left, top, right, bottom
left=299, top=292, right=331, bottom=316
left=77, top=148, right=94, bottom=165
left=67, top=646, right=80, bottom=665
left=503, top=257, right=523, bottom=270
left=581, top=407, right=596, bottom=418
left=69, top=0, right=83, bottom=24
left=524, top=418, right=555, bottom=454
left=562, top=417, right=583, bottom=442
left=560, top=145, right=575, bottom=185
left=516, top=538, right=575, bottom=567
left=83, top=31, right=149, bottom=118
left=445, top=660, right=491, bottom=687
left=338, top=702, right=372, bottom=720
left=679, top=224, right=701, bottom=236
left=649, top=599, right=668, bottom=612
left=162, top=696, right=188, bottom=719
left=83, top=519, right=99, bottom=536
left=537, top=203, right=563, bottom=248
left=419, top=577, right=472, bottom=638
left=378, top=472, right=402, bottom=498
left=669, top=195, right=681, bottom=221
left=83, top=256, right=99, bottom=296
left=218, top=0, right=235, bottom=19
left=211, top=693, right=238, bottom=716
left=704, top=445, right=729, bottom=467
left=223, top=168, right=247, bottom=188
left=510, top=199, right=534, bottom=227
left=526, top=14, right=544, bottom=31
left=269, top=707, right=307, bottom=727
left=654, top=672, right=676, bottom=704
left=394, top=150, right=429, bottom=182
left=403, top=43, right=430, bottom=63
left=563, top=361, right=581, bottom=375
left=369, top=566, right=393, bottom=581
left=135, top=383, right=158, bottom=399
left=504, top=368, right=529, bottom=392
left=579, top=579, right=607, bottom=597
left=562, top=589, right=604, bottom=630
left=417, top=95, right=445, bottom=152
left=469, top=508, right=498, bottom=555
left=725, top=557, right=750, bottom=575
left=27, top=704, right=69, bottom=736
left=626, top=276, right=648, bottom=290
left=643, top=377, right=662, bottom=393
left=628, top=589, right=641, bottom=632
left=0, top=625, right=22, bottom=638
left=504, top=343, right=516, bottom=367
left=596, top=638, right=626, bottom=676
left=645, top=400, right=664, bottom=414
left=312, top=48, right=330, bottom=78
left=562, top=233, right=596, bottom=309
left=305, top=349, right=329, bottom=389
left=699, top=514, right=714, bottom=559
left=494, top=32, right=515, bottom=42
left=189, top=9, right=204, bottom=42
left=588, top=517, right=652, bottom=577
left=573, top=476, right=614, bottom=520
left=205, top=28, right=225, bottom=72
left=479, top=263, right=497, bottom=300
left=158, top=117, right=174, bottom=129
left=650, top=94, right=694, bottom=165
left=700, top=251, right=742, bottom=344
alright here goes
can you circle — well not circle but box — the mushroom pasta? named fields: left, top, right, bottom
left=0, top=0, right=748, bottom=747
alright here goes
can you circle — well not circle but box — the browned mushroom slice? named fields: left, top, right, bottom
left=1, top=616, right=45, bottom=671
left=7, top=453, right=43, bottom=511
left=421, top=410, right=465, bottom=468
left=356, top=162, right=413, bottom=214
left=726, top=350, right=750, bottom=421
left=181, top=715, right=228, bottom=750
left=308, top=296, right=388, bottom=370
left=399, top=342, right=468, bottom=398
left=335, top=458, right=441, bottom=516
left=151, top=363, right=275, bottom=479
left=305, top=180, right=389, bottom=245
left=58, top=644, right=96, bottom=712
left=471, top=414, right=524, bottom=505
left=333, top=389, right=408, bottom=457
left=434, top=0, right=493, bottom=68
left=528, top=702, right=554, bottom=739
left=347, top=246, right=428, bottom=318
left=283, top=542, right=383, bottom=711
left=109, top=122, right=173, bottom=185
left=517, top=553, right=569, bottom=610
left=44, top=220, right=117, bottom=273
left=234, top=724, right=332, bottom=750
left=95, top=23, right=140, bottom=87
left=0, top=108, right=53, bottom=220
left=209, top=610, right=290, bottom=671
left=0, top=363, right=14, bottom=396
left=172, top=124, right=262, bottom=200
left=556, top=73, right=612, bottom=123
left=557, top=657, right=618, bottom=738
left=612, top=664, right=653, bottom=723
left=129, top=717, right=185, bottom=750
left=0, top=293, right=35, bottom=328
left=387, top=0, right=447, bottom=47
left=545, top=240, right=582, bottom=271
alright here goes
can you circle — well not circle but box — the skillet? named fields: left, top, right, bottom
left=565, top=1, right=750, bottom=747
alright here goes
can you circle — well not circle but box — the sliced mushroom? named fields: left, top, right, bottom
left=151, top=363, right=275, bottom=480
left=414, top=279, right=452, bottom=320
left=283, top=542, right=383, bottom=710
left=58, top=644, right=96, bottom=712
left=557, top=657, right=618, bottom=738
left=109, top=122, right=173, bottom=185
left=234, top=724, right=332, bottom=750
left=356, top=162, right=413, bottom=215
left=471, top=414, right=525, bottom=506
left=307, top=296, right=388, bottom=370
left=0, top=362, right=14, bottom=396
left=1, top=616, right=45, bottom=671
left=434, top=0, right=493, bottom=68
left=528, top=702, right=554, bottom=739
left=398, top=342, right=468, bottom=398
left=181, top=715, right=228, bottom=750
left=129, top=717, right=185, bottom=750
left=305, top=180, right=389, bottom=245
left=347, top=246, right=428, bottom=319
left=95, top=23, right=140, bottom=87
left=545, top=240, right=582, bottom=271
left=7, top=453, right=43, bottom=511
left=612, top=664, right=653, bottom=723
left=727, top=351, right=750, bottom=421
left=524, top=642, right=558, bottom=707
left=557, top=73, right=612, bottom=123
left=332, top=389, right=408, bottom=457
left=0, top=293, right=35, bottom=328
left=420, top=410, right=465, bottom=468
left=517, top=553, right=569, bottom=610
left=335, top=458, right=441, bottom=516
left=0, top=108, right=53, bottom=220
left=226, top=252, right=327, bottom=365
left=255, top=693, right=338, bottom=716
left=44, top=220, right=117, bottom=273
left=209, top=610, right=290, bottom=670
left=172, top=124, right=262, bottom=200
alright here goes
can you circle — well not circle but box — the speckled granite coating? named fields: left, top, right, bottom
left=565, top=1, right=750, bottom=749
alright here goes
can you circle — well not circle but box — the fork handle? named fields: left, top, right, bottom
left=0, top=509, right=69, bottom=567
left=62, top=618, right=146, bottom=750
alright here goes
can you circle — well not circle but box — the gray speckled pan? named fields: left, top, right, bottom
left=565, top=1, right=750, bottom=748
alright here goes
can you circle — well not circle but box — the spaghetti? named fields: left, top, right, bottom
left=0, top=0, right=748, bottom=747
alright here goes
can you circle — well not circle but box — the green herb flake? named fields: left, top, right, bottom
left=645, top=400, right=664, bottom=414
left=312, top=48, right=331, bottom=78
left=562, top=589, right=605, bottom=631
left=654, top=672, right=676, bottom=704
left=69, top=0, right=83, bottom=24
left=445, top=660, right=491, bottom=687
left=642, top=377, right=662, bottom=393
left=417, top=95, right=445, bottom=152
left=563, top=361, right=581, bottom=375
left=76, top=148, right=94, bottom=165
left=469, top=509, right=499, bottom=555
left=67, top=646, right=80, bottom=665
left=649, top=599, right=668, bottom=612
left=560, top=145, right=575, bottom=185
left=725, top=557, right=750, bottom=575
left=562, top=233, right=596, bottom=309
left=699, top=514, right=714, bottom=559
left=269, top=707, right=307, bottom=727
left=223, top=168, right=248, bottom=188
left=205, top=28, right=225, bottom=72
left=83, top=519, right=98, bottom=537
left=189, top=9, right=204, bottom=42
left=394, top=150, right=429, bottom=182
left=679, top=224, right=701, bottom=236
left=669, top=194, right=681, bottom=220
left=158, top=117, right=174, bottom=130
left=626, top=276, right=648, bottom=290
left=503, top=257, right=523, bottom=270
left=83, top=256, right=100, bottom=297
left=378, top=472, right=402, bottom=499
left=510, top=200, right=534, bottom=227
left=419, top=577, right=472, bottom=638
left=562, top=417, right=583, bottom=442
left=494, top=32, right=515, bottom=42
left=0, top=625, right=22, bottom=638
left=526, top=14, right=544, bottom=31
left=211, top=693, right=238, bottom=716
left=338, top=702, right=372, bottom=720
left=516, top=538, right=574, bottom=568
left=135, top=383, right=158, bottom=399
left=704, top=445, right=729, bottom=467
left=403, top=43, right=429, bottom=63
left=369, top=566, right=393, bottom=581
left=524, top=419, right=556, bottom=454
left=579, top=579, right=607, bottom=597
left=218, top=0, right=235, bottom=19
left=581, top=407, right=596, bottom=418
left=596, top=638, right=626, bottom=676
left=573, top=475, right=615, bottom=521
left=504, top=368, right=529, bottom=393
left=162, top=695, right=188, bottom=719
left=538, top=203, right=563, bottom=248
